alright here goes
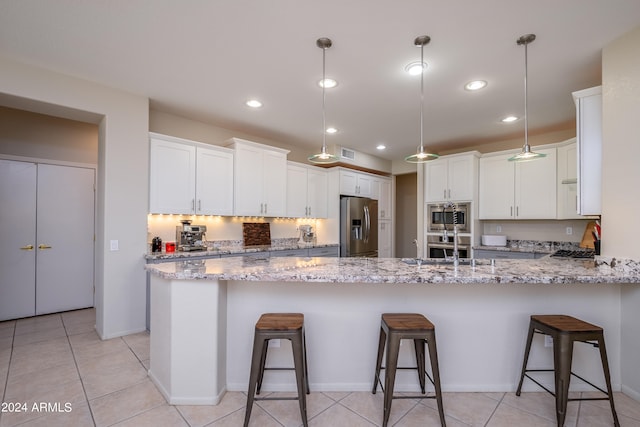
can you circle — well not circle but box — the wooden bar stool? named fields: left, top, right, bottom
left=372, top=313, right=446, bottom=427
left=244, top=313, right=309, bottom=427
left=516, top=314, right=619, bottom=427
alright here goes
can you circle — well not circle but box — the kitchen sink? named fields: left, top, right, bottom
left=401, top=258, right=473, bottom=266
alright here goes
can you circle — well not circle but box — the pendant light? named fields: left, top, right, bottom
left=308, top=37, right=339, bottom=164
left=508, top=34, right=547, bottom=162
left=405, top=35, right=439, bottom=163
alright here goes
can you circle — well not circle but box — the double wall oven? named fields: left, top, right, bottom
left=426, top=202, right=471, bottom=259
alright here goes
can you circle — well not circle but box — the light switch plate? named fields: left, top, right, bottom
left=110, top=240, right=119, bottom=251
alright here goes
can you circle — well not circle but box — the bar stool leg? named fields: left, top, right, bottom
left=597, top=336, right=620, bottom=427
left=244, top=334, right=266, bottom=427
left=553, top=334, right=573, bottom=427
left=516, top=321, right=536, bottom=396
left=382, top=333, right=401, bottom=427
left=291, top=334, right=309, bottom=427
left=372, top=327, right=386, bottom=394
left=413, top=338, right=426, bottom=393
left=256, top=338, right=269, bottom=395
left=303, top=330, right=310, bottom=394
left=426, top=332, right=446, bottom=427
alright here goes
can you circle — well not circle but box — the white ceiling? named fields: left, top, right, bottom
left=1, top=1, right=640, bottom=161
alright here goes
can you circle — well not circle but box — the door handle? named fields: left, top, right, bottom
left=38, top=244, right=52, bottom=249
left=20, top=245, right=34, bottom=250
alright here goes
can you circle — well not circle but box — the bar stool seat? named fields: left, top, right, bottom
left=516, top=314, right=619, bottom=427
left=372, top=313, right=446, bottom=427
left=244, top=313, right=309, bottom=427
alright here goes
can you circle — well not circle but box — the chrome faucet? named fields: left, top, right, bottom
left=442, top=202, right=459, bottom=267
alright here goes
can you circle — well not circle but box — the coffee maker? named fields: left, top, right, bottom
left=176, top=220, right=207, bottom=251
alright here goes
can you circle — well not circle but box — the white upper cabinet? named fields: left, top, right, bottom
left=424, top=152, right=479, bottom=202
left=479, top=147, right=557, bottom=219
left=573, top=86, right=602, bottom=216
left=556, top=140, right=582, bottom=219
left=339, top=169, right=373, bottom=197
left=286, top=162, right=328, bottom=218
left=378, top=178, right=392, bottom=219
left=226, top=138, right=289, bottom=217
left=149, top=134, right=234, bottom=215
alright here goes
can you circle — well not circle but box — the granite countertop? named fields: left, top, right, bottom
left=145, top=255, right=640, bottom=284
left=145, top=242, right=339, bottom=261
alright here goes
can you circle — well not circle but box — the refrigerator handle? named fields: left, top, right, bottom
left=363, top=205, right=370, bottom=243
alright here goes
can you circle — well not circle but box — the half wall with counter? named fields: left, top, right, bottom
left=146, top=256, right=640, bottom=405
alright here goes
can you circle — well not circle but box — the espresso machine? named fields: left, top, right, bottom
left=176, top=220, right=207, bottom=251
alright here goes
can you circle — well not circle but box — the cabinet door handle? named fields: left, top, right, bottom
left=264, top=203, right=267, bottom=214
left=191, top=199, right=195, bottom=212
left=444, top=189, right=446, bottom=199
left=38, top=244, right=52, bottom=249
left=516, top=206, right=519, bottom=217
left=20, top=245, right=34, bottom=251
left=308, top=206, right=311, bottom=216
left=510, top=206, right=513, bottom=217
left=260, top=203, right=263, bottom=214
left=198, top=200, right=202, bottom=211
left=448, top=189, right=451, bottom=199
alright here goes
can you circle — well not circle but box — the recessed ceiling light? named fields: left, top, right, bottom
left=464, top=80, right=488, bottom=91
left=502, top=115, right=519, bottom=123
left=246, top=99, right=262, bottom=108
left=405, top=61, right=428, bottom=76
left=326, top=127, right=338, bottom=134
left=318, top=78, right=337, bottom=88
left=376, top=144, right=386, bottom=150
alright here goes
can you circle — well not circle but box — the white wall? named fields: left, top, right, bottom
left=0, top=57, right=149, bottom=339
left=602, top=25, right=640, bottom=401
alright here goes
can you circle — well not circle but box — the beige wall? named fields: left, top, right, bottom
left=395, top=173, right=418, bottom=258
left=0, top=106, right=98, bottom=164
left=1, top=57, right=149, bottom=339
left=603, top=25, right=640, bottom=400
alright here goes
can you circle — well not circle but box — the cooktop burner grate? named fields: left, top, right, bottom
left=550, top=249, right=595, bottom=259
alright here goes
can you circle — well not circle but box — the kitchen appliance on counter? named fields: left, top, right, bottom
left=340, top=196, right=378, bottom=257
left=298, top=224, right=316, bottom=245
left=427, top=202, right=470, bottom=233
left=176, top=220, right=207, bottom=251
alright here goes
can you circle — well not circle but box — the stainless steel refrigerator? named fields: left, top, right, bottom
left=340, top=196, right=378, bottom=257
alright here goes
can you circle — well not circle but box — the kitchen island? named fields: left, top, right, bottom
left=146, top=256, right=640, bottom=405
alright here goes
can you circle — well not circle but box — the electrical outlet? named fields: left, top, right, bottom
left=496, top=225, right=502, bottom=233
left=566, top=227, right=573, bottom=235
left=544, top=335, right=553, bottom=347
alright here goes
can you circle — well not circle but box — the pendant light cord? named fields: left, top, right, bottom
left=322, top=44, right=327, bottom=153
left=523, top=39, right=529, bottom=149
left=420, top=41, right=424, bottom=153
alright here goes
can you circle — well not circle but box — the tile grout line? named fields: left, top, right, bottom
left=0, top=320, right=17, bottom=426
left=62, top=312, right=98, bottom=427
left=483, top=391, right=506, bottom=427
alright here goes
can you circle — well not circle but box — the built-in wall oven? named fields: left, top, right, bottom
left=426, top=202, right=471, bottom=259
left=426, top=235, right=471, bottom=259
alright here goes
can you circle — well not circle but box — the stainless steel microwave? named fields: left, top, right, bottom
left=427, top=202, right=470, bottom=233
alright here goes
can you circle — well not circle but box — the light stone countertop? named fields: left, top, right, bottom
left=145, top=242, right=339, bottom=261
left=145, top=255, right=640, bottom=284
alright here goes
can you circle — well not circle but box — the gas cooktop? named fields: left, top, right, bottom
left=550, top=249, right=595, bottom=259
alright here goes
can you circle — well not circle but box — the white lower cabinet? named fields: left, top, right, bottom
left=0, top=160, right=95, bottom=321
left=479, top=147, right=557, bottom=219
left=286, top=162, right=328, bottom=218
left=149, top=133, right=234, bottom=215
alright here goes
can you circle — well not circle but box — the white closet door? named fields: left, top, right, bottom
left=0, top=160, right=37, bottom=321
left=35, top=164, right=95, bottom=315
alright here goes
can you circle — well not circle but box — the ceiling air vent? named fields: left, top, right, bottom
left=341, top=147, right=355, bottom=161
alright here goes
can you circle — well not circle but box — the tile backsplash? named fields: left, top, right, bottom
left=481, top=219, right=594, bottom=244
left=147, top=215, right=329, bottom=247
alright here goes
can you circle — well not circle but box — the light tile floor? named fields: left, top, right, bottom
left=1, top=308, right=639, bottom=426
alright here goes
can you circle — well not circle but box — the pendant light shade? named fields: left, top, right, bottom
left=308, top=37, right=339, bottom=164
left=405, top=35, right=439, bottom=164
left=508, top=34, right=547, bottom=162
